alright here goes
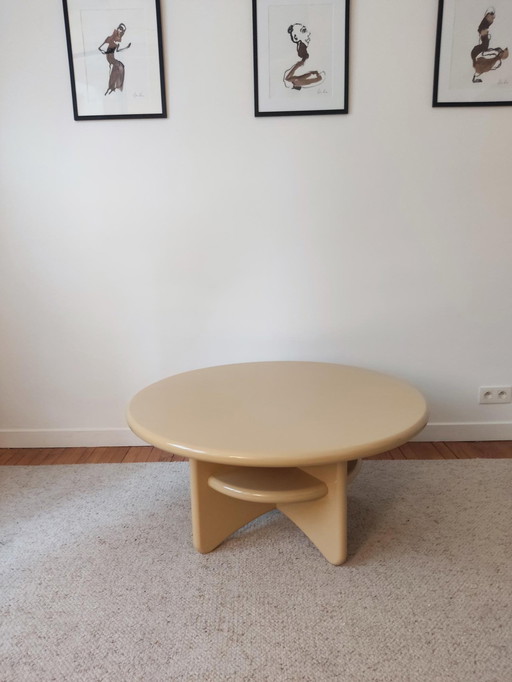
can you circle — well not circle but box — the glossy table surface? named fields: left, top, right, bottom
left=127, top=362, right=428, bottom=468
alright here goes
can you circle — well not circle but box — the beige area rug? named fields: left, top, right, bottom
left=1, top=461, right=510, bottom=682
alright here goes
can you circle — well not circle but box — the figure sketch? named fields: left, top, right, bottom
left=98, top=23, right=132, bottom=95
left=283, top=23, right=325, bottom=90
left=470, top=7, right=508, bottom=83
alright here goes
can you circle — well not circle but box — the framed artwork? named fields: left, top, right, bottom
left=62, top=0, right=166, bottom=120
left=252, top=0, right=350, bottom=116
left=433, top=1, right=512, bottom=106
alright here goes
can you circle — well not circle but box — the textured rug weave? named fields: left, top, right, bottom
left=1, top=461, right=510, bottom=681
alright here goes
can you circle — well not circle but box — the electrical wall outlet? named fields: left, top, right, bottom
left=478, top=386, right=512, bottom=404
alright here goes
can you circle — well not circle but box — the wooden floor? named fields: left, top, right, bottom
left=0, top=442, right=511, bottom=465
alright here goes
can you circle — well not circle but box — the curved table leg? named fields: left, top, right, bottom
left=190, top=459, right=358, bottom=564
left=190, top=459, right=275, bottom=553
left=278, top=461, right=348, bottom=565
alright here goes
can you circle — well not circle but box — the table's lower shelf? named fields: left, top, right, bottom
left=207, top=459, right=361, bottom=505
left=208, top=466, right=328, bottom=504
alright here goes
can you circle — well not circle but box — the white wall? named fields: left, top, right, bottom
left=1, top=0, right=512, bottom=447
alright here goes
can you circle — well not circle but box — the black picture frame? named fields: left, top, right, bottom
left=62, top=0, right=167, bottom=120
left=433, top=0, right=512, bottom=107
left=252, top=0, right=350, bottom=117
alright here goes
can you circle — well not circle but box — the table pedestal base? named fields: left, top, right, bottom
left=190, top=459, right=361, bottom=565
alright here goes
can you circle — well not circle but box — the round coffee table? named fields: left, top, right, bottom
left=127, top=362, right=428, bottom=564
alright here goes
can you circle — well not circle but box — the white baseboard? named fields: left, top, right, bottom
left=0, top=429, right=146, bottom=448
left=414, top=422, right=512, bottom=442
left=1, top=422, right=512, bottom=448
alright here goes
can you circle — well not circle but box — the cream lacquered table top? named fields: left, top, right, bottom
left=127, top=362, right=428, bottom=468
